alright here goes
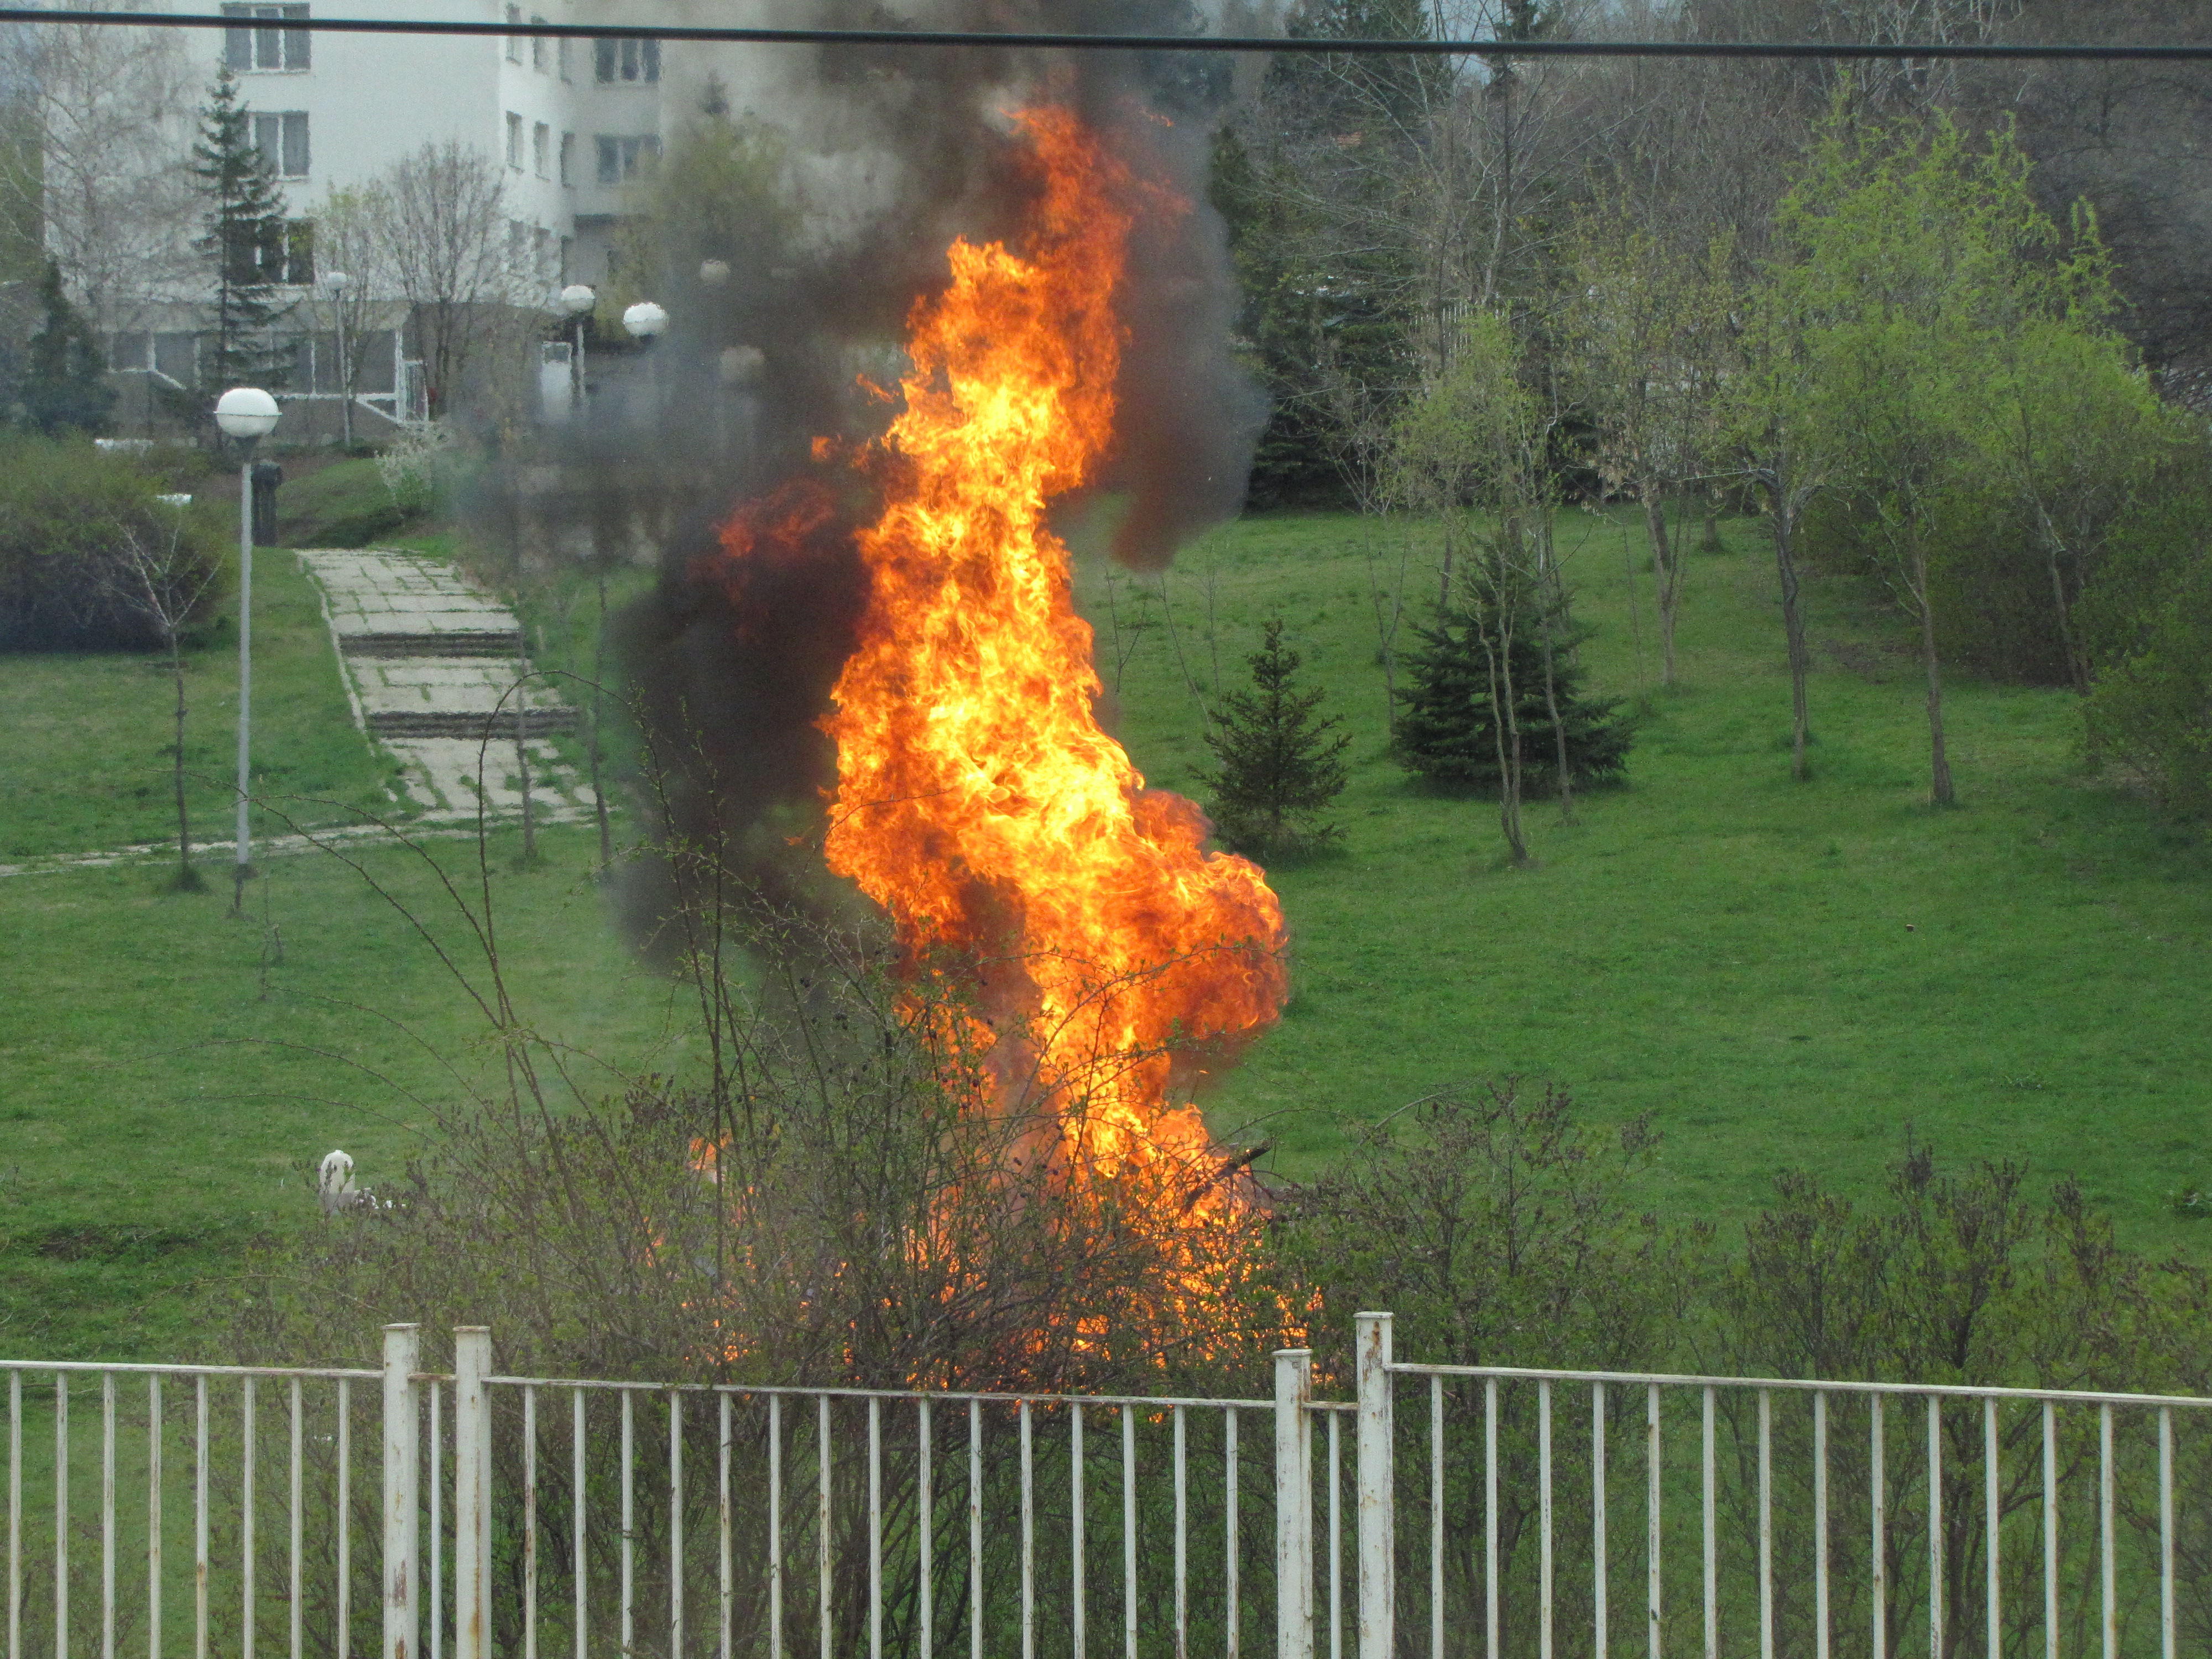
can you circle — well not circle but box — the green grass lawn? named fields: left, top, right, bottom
left=1075, top=508, right=2212, bottom=1255
left=4, top=505, right=2208, bottom=1363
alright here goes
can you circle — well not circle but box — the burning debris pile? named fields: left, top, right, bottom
left=622, top=9, right=1287, bottom=1345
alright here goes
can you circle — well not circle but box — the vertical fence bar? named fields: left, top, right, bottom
left=1434, top=1378, right=1447, bottom=1659
left=1226, top=1408, right=1240, bottom=1659
left=869, top=1397, right=882, bottom=1659
left=1275, top=1354, right=1313, bottom=1659
left=288, top=1379, right=302, bottom=1659
left=101, top=1373, right=114, bottom=1659
left=1121, top=1406, right=1136, bottom=1659
left=1071, top=1405, right=1086, bottom=1659
left=2159, top=1407, right=2174, bottom=1659
left=1758, top=1391, right=1772, bottom=1659
left=523, top=1389, right=538, bottom=1659
left=1871, top=1395, right=1885, bottom=1659
left=1984, top=1400, right=1999, bottom=1659
left=766, top=1395, right=781, bottom=1659
left=2042, top=1402, right=2057, bottom=1659
left=8, top=1371, right=18, bottom=1659
left=146, top=1379, right=160, bottom=1659
left=621, top=1389, right=635, bottom=1659
left=1484, top=1379, right=1498, bottom=1659
left=2099, top=1405, right=2115, bottom=1659
left=194, top=1376, right=207, bottom=1659
left=54, top=1373, right=66, bottom=1659
left=721, top=1393, right=734, bottom=1659
left=573, top=1390, right=587, bottom=1659
left=243, top=1378, right=255, bottom=1659
left=1175, top=1405, right=1188, bottom=1659
left=453, top=1330, right=490, bottom=1659
left=1540, top=1381, right=1555, bottom=1659
left=338, top=1378, right=352, bottom=1659
left=1354, top=1314, right=1391, bottom=1659
left=1329, top=1412, right=1343, bottom=1659
left=1593, top=1385, right=1608, bottom=1659
left=1646, top=1385, right=1661, bottom=1659
left=817, top=1396, right=830, bottom=1659
left=1812, top=1391, right=1827, bottom=1659
left=918, top=1400, right=932, bottom=1659
left=1020, top=1401, right=1035, bottom=1659
left=671, top=1393, right=686, bottom=1659
left=1927, top=1397, right=1942, bottom=1659
left=1702, top=1387, right=1716, bottom=1659
left=430, top=1381, right=441, bottom=1659
left=969, top=1401, right=982, bottom=1659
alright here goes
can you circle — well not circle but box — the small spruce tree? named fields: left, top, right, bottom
left=1398, top=573, right=1634, bottom=794
left=1203, top=618, right=1352, bottom=852
left=190, top=70, right=292, bottom=396
left=20, top=260, right=115, bottom=436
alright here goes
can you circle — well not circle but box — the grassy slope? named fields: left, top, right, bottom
left=1, top=550, right=403, bottom=860
left=1074, top=509, right=2212, bottom=1253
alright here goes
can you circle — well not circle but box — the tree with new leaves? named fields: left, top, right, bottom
left=190, top=69, right=292, bottom=395
left=1202, top=618, right=1351, bottom=854
left=19, top=259, right=115, bottom=436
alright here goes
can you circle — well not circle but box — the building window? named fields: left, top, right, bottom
left=533, top=121, right=549, bottom=178
left=252, top=111, right=310, bottom=179
left=505, top=111, right=523, bottom=169
left=222, top=3, right=309, bottom=72
left=280, top=219, right=314, bottom=285
left=557, top=131, right=574, bottom=186
left=504, top=4, right=521, bottom=62
left=530, top=16, right=547, bottom=70
left=108, top=332, right=151, bottom=371
left=533, top=226, right=552, bottom=286
left=228, top=218, right=312, bottom=286
left=557, top=36, right=570, bottom=80
left=594, top=133, right=658, bottom=185
left=593, top=36, right=659, bottom=83
left=559, top=234, right=573, bottom=284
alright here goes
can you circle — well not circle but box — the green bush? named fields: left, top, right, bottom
left=2079, top=490, right=2212, bottom=819
left=0, top=436, right=228, bottom=651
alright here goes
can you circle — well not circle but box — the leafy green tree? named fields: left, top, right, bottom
left=190, top=69, right=292, bottom=395
left=1396, top=564, right=1633, bottom=796
left=1202, top=618, right=1350, bottom=853
left=19, top=259, right=115, bottom=436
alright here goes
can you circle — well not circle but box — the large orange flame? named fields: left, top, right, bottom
left=822, top=108, right=1287, bottom=1190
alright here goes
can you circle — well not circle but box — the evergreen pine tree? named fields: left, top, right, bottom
left=1397, top=572, right=1635, bottom=793
left=1203, top=618, right=1352, bottom=852
left=19, top=260, right=115, bottom=435
left=190, top=70, right=291, bottom=395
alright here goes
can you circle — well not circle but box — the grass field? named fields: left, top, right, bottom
left=3, top=504, right=2208, bottom=1362
left=1077, top=508, right=2212, bottom=1253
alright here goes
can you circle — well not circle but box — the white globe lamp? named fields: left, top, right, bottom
left=622, top=300, right=669, bottom=339
left=215, top=385, right=280, bottom=441
left=558, top=283, right=596, bottom=317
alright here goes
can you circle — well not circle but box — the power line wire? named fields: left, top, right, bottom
left=0, top=9, right=2208, bottom=60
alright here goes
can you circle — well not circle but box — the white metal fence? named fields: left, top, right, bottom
left=2, top=1318, right=2201, bottom=1659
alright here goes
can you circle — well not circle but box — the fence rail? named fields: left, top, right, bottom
left=1, top=1320, right=2199, bottom=1659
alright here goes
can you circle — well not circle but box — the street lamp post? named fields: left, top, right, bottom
left=323, top=270, right=353, bottom=448
left=622, top=300, right=669, bottom=427
left=215, top=386, right=280, bottom=915
left=558, top=283, right=595, bottom=414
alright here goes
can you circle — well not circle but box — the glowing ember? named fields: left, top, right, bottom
left=822, top=108, right=1287, bottom=1187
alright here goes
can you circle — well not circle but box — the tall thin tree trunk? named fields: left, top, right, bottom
left=1479, top=583, right=1528, bottom=865
left=1643, top=491, right=1678, bottom=686
left=1536, top=529, right=1574, bottom=825
left=1771, top=491, right=1813, bottom=781
left=1912, top=540, right=1955, bottom=807
left=2037, top=515, right=2089, bottom=699
left=1700, top=486, right=1724, bottom=552
left=590, top=565, right=613, bottom=873
left=169, top=630, right=197, bottom=889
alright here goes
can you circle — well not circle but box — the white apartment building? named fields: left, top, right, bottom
left=96, top=0, right=667, bottom=434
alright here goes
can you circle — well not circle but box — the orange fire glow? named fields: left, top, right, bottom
left=822, top=108, right=1286, bottom=1186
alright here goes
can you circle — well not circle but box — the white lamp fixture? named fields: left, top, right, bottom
left=698, top=259, right=731, bottom=287
left=558, top=283, right=596, bottom=317
left=622, top=300, right=669, bottom=339
left=324, top=269, right=352, bottom=294
left=215, top=385, right=280, bottom=441
left=215, top=385, right=279, bottom=914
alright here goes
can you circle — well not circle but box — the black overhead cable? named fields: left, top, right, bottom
left=0, top=9, right=2208, bottom=61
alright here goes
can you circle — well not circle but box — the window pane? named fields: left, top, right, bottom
left=108, top=332, right=150, bottom=371
left=281, top=111, right=308, bottom=178
left=593, top=38, right=614, bottom=80
left=596, top=135, right=617, bottom=185
left=224, top=23, right=251, bottom=71
left=558, top=131, right=573, bottom=186
left=642, top=38, right=659, bottom=81
left=285, top=220, right=314, bottom=285
left=252, top=113, right=279, bottom=172
left=153, top=333, right=197, bottom=384
left=618, top=37, right=637, bottom=80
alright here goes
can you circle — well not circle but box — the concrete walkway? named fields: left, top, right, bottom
left=299, top=547, right=595, bottom=821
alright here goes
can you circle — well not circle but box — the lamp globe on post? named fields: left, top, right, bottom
left=322, top=270, right=354, bottom=447
left=623, top=301, right=670, bottom=423
left=214, top=385, right=280, bottom=915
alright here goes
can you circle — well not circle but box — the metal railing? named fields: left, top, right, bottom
left=6, top=1319, right=2202, bottom=1659
left=1348, top=1313, right=2210, bottom=1659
